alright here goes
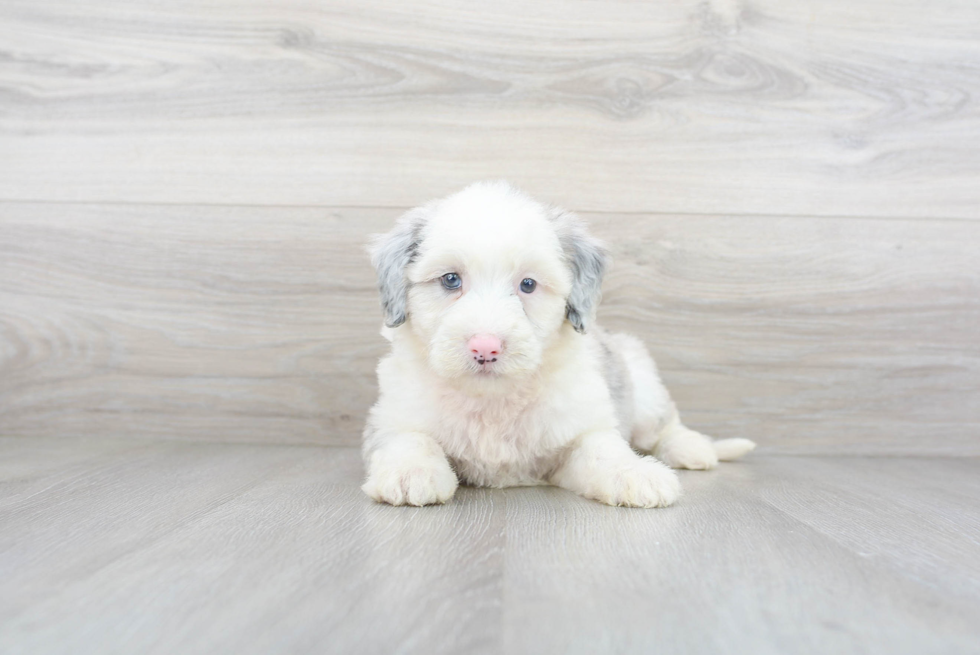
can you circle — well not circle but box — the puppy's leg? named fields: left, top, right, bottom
left=652, top=406, right=756, bottom=469
left=610, top=333, right=755, bottom=470
left=362, top=432, right=459, bottom=506
left=549, top=431, right=681, bottom=508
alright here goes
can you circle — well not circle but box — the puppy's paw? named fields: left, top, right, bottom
left=587, top=456, right=682, bottom=508
left=362, top=456, right=459, bottom=506
left=657, top=428, right=719, bottom=471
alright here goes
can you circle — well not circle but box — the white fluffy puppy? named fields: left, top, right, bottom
left=363, top=181, right=754, bottom=508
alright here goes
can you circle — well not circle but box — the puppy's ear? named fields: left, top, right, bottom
left=368, top=206, right=429, bottom=328
left=551, top=209, right=607, bottom=334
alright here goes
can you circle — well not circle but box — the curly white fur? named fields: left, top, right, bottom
left=363, top=181, right=755, bottom=507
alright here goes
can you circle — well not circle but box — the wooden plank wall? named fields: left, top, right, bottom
left=1, top=0, right=978, bottom=453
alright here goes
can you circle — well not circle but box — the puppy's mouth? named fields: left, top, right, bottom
left=473, top=359, right=500, bottom=375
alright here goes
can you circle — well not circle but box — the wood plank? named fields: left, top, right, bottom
left=752, top=455, right=980, bottom=603
left=0, top=440, right=346, bottom=619
left=2, top=441, right=978, bottom=654
left=1, top=0, right=979, bottom=217
left=0, top=202, right=380, bottom=445
left=0, top=435, right=144, bottom=511
left=2, top=202, right=978, bottom=453
left=502, top=459, right=980, bottom=654
left=0, top=440, right=503, bottom=655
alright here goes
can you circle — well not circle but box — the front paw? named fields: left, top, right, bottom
left=586, top=457, right=682, bottom=508
left=362, top=455, right=459, bottom=507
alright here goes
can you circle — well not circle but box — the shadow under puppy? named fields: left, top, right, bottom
left=363, top=181, right=755, bottom=507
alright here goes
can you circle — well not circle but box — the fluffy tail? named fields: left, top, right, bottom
left=712, top=438, right=757, bottom=461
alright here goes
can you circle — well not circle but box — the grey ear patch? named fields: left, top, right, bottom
left=551, top=209, right=607, bottom=334
left=369, top=206, right=429, bottom=328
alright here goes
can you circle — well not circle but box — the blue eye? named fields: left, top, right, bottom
left=520, top=278, right=536, bottom=293
left=441, top=272, right=462, bottom=290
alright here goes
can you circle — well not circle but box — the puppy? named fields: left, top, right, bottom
left=362, top=181, right=755, bottom=507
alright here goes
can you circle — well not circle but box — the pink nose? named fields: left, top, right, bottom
left=468, top=334, right=502, bottom=364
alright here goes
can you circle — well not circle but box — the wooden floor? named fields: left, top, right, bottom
left=1, top=437, right=978, bottom=655
left=2, top=0, right=980, bottom=652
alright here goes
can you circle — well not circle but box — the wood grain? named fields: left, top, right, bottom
left=0, top=440, right=503, bottom=655
left=2, top=2, right=978, bottom=652
left=1, top=0, right=979, bottom=217
left=754, top=456, right=980, bottom=602
left=2, top=201, right=978, bottom=453
left=502, top=460, right=980, bottom=654
left=1, top=439, right=978, bottom=654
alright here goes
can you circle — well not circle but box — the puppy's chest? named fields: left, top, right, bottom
left=434, top=395, right=557, bottom=486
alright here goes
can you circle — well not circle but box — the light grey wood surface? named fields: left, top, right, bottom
left=1, top=438, right=978, bottom=655
left=1, top=0, right=979, bottom=218
left=2, top=202, right=978, bottom=453
left=2, top=0, right=979, bottom=452
left=2, top=2, right=979, bottom=653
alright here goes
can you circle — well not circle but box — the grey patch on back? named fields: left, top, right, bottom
left=368, top=204, right=431, bottom=328
left=595, top=328, right=635, bottom=438
left=549, top=208, right=607, bottom=333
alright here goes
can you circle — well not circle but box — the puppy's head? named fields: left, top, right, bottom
left=370, top=181, right=605, bottom=384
